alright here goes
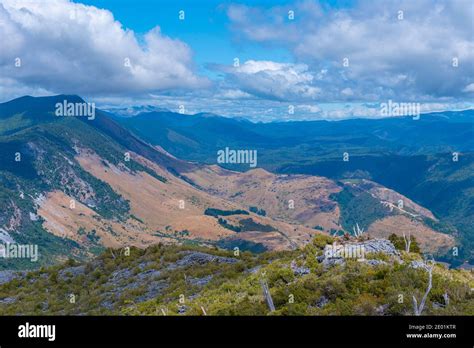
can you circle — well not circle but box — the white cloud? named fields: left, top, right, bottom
left=297, top=104, right=321, bottom=113
left=341, top=88, right=354, bottom=96
left=0, top=0, right=471, bottom=121
left=97, top=92, right=473, bottom=122
left=462, top=83, right=474, bottom=93
left=214, top=60, right=320, bottom=101
left=216, top=89, right=253, bottom=99
left=0, top=0, right=208, bottom=100
left=227, top=0, right=474, bottom=102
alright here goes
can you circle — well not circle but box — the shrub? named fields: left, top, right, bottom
left=311, top=234, right=335, bottom=250
left=389, top=233, right=421, bottom=253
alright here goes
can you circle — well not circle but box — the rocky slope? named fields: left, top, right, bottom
left=0, top=234, right=472, bottom=315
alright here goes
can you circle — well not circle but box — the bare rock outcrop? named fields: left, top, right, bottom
left=318, top=238, right=400, bottom=269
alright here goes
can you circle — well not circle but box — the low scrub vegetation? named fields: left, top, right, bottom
left=0, top=234, right=472, bottom=316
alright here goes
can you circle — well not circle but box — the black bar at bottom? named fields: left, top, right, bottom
left=0, top=316, right=472, bottom=346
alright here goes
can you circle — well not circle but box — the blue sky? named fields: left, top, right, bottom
left=78, top=0, right=296, bottom=75
left=76, top=0, right=354, bottom=69
left=0, top=0, right=473, bottom=120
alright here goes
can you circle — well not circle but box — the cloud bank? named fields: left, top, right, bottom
left=214, top=60, right=321, bottom=101
left=0, top=0, right=208, bottom=100
left=226, top=0, right=474, bottom=102
left=0, top=0, right=472, bottom=120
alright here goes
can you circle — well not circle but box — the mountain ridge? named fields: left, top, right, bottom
left=113, top=103, right=473, bottom=264
left=0, top=95, right=468, bottom=270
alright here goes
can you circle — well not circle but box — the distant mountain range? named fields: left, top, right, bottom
left=114, top=107, right=474, bottom=265
left=114, top=108, right=474, bottom=161
left=0, top=95, right=472, bottom=271
left=105, top=105, right=171, bottom=117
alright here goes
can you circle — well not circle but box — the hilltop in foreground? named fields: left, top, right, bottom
left=0, top=234, right=472, bottom=316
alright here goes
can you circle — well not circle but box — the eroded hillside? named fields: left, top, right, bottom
left=0, top=96, right=459, bottom=270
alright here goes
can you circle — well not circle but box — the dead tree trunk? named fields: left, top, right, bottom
left=352, top=223, right=365, bottom=238
left=260, top=279, right=275, bottom=312
left=403, top=232, right=412, bottom=253
left=443, top=292, right=450, bottom=306
left=412, top=264, right=433, bottom=316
